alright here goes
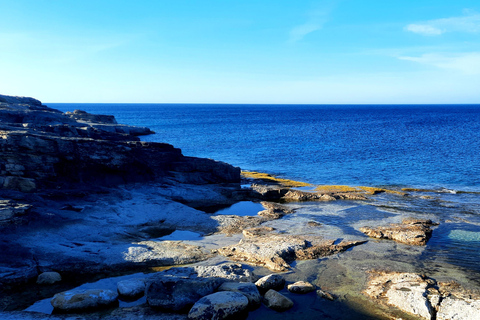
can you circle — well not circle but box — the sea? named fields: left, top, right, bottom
left=46, top=103, right=480, bottom=317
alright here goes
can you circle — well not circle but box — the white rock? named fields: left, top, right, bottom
left=255, top=274, right=285, bottom=293
left=287, top=281, right=316, bottom=294
left=437, top=296, right=480, bottom=320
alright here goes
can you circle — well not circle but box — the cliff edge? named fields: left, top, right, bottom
left=0, top=94, right=240, bottom=193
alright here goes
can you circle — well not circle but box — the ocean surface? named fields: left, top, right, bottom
left=51, top=103, right=480, bottom=192
left=50, top=103, right=480, bottom=280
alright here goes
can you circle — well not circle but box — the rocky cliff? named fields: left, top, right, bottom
left=0, top=94, right=240, bottom=193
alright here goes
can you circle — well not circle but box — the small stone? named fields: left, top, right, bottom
left=287, top=281, right=316, bottom=294
left=188, top=291, right=249, bottom=320
left=263, top=289, right=294, bottom=311
left=255, top=274, right=285, bottom=293
left=317, top=289, right=335, bottom=301
left=36, top=272, right=62, bottom=285
left=117, top=278, right=146, bottom=299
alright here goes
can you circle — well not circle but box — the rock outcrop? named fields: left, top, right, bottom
left=0, top=94, right=240, bottom=194
left=359, top=218, right=437, bottom=245
left=217, top=233, right=367, bottom=271
left=364, top=271, right=480, bottom=320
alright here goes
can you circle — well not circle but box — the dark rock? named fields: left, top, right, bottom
left=146, top=277, right=224, bottom=312
left=263, top=290, right=293, bottom=311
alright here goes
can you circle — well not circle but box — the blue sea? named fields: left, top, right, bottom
left=50, top=103, right=480, bottom=192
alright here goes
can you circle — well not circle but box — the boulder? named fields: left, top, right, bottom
left=255, top=274, right=285, bottom=293
left=359, top=218, right=436, bottom=245
left=50, top=289, right=118, bottom=312
left=287, top=281, right=316, bottom=294
left=187, top=291, right=249, bottom=320
left=157, top=263, right=256, bottom=283
left=218, top=282, right=261, bottom=308
left=263, top=290, right=293, bottom=311
left=117, top=278, right=146, bottom=299
left=36, top=272, right=61, bottom=285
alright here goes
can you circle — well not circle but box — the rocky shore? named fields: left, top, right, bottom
left=1, top=94, right=479, bottom=320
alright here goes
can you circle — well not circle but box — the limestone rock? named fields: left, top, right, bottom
left=437, top=296, right=480, bottom=320
left=157, top=263, right=256, bottom=283
left=50, top=289, right=118, bottom=312
left=218, top=234, right=366, bottom=271
left=146, top=277, right=223, bottom=312
left=263, top=290, right=293, bottom=311
left=242, top=226, right=275, bottom=238
left=123, top=241, right=213, bottom=266
left=117, top=278, right=146, bottom=299
left=255, top=274, right=285, bottom=293
left=218, top=282, right=261, bottom=308
left=187, top=291, right=249, bottom=320
left=257, top=201, right=294, bottom=219
left=359, top=218, right=436, bottom=245
left=287, top=281, right=316, bottom=294
left=36, top=272, right=61, bottom=285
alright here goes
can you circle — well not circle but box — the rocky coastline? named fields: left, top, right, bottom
left=1, top=94, right=479, bottom=320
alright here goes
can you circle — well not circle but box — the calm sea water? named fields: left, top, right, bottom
left=51, top=103, right=480, bottom=191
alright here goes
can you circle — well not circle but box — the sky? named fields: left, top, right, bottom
left=1, top=0, right=480, bottom=104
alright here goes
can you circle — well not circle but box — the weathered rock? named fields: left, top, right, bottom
left=255, top=274, right=285, bottom=293
left=242, top=226, right=275, bottom=238
left=218, top=234, right=306, bottom=271
left=212, top=215, right=268, bottom=236
left=263, top=290, right=294, bottom=311
left=283, top=190, right=337, bottom=201
left=36, top=271, right=61, bottom=285
left=117, top=278, right=146, bottom=299
left=287, top=281, right=316, bottom=294
left=218, top=282, right=262, bottom=308
left=0, top=94, right=241, bottom=193
left=258, top=201, right=294, bottom=219
left=123, top=241, right=213, bottom=266
left=250, top=185, right=289, bottom=201
left=187, top=291, right=249, bottom=320
left=437, top=295, right=480, bottom=320
left=50, top=289, right=118, bottom=312
left=362, top=271, right=480, bottom=320
left=316, top=289, right=335, bottom=301
left=157, top=263, right=256, bottom=283
left=218, top=234, right=366, bottom=271
left=359, top=218, right=436, bottom=245
left=146, top=277, right=224, bottom=312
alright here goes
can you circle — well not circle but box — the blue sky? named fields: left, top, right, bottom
left=1, top=1, right=480, bottom=103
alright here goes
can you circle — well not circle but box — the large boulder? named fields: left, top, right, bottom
left=117, top=278, right=146, bottom=299
left=187, top=291, right=249, bottom=320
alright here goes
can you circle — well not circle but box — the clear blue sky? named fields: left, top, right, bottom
left=1, top=0, right=480, bottom=103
